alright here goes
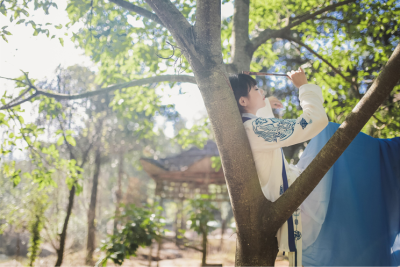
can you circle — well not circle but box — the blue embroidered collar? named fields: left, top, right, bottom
left=241, top=113, right=258, bottom=119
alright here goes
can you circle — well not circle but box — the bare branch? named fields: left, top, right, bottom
left=273, top=42, right=400, bottom=226
left=3, top=87, right=33, bottom=107
left=0, top=72, right=35, bottom=108
left=161, top=236, right=203, bottom=252
left=0, top=75, right=196, bottom=110
left=1, top=92, right=39, bottom=110
left=57, top=115, right=76, bottom=160
left=288, top=0, right=356, bottom=29
left=109, top=0, right=164, bottom=27
left=285, top=35, right=359, bottom=91
left=317, top=15, right=348, bottom=23
left=251, top=0, right=357, bottom=49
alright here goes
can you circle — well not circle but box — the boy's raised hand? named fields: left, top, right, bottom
left=287, top=67, right=308, bottom=88
left=268, top=96, right=283, bottom=109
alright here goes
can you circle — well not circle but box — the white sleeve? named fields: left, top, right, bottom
left=244, top=84, right=328, bottom=151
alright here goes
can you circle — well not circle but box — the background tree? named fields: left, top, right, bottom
left=187, top=195, right=218, bottom=267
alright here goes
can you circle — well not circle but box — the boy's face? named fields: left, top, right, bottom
left=241, top=85, right=266, bottom=112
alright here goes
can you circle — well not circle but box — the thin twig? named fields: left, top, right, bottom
left=156, top=41, right=175, bottom=59
left=286, top=35, right=359, bottom=91
left=251, top=0, right=357, bottom=49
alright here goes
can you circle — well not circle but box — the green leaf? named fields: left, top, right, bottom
left=66, top=135, right=76, bottom=146
left=58, top=37, right=64, bottom=46
left=18, top=116, right=24, bottom=124
left=57, top=136, right=64, bottom=146
left=313, top=60, right=320, bottom=69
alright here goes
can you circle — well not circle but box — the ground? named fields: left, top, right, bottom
left=0, top=234, right=289, bottom=266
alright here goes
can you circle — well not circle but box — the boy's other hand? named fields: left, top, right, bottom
left=268, top=96, right=283, bottom=109
left=287, top=67, right=308, bottom=88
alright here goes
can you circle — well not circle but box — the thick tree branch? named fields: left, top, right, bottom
left=230, top=0, right=253, bottom=70
left=273, top=42, right=400, bottom=226
left=194, top=0, right=223, bottom=67
left=145, top=0, right=193, bottom=55
left=251, top=0, right=357, bottom=50
left=285, top=35, right=359, bottom=92
left=0, top=75, right=196, bottom=110
left=109, top=0, right=164, bottom=27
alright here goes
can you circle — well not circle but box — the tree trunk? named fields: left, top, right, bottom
left=113, top=152, right=124, bottom=233
left=174, top=205, right=179, bottom=247
left=144, top=2, right=400, bottom=265
left=55, top=184, right=76, bottom=267
left=156, top=196, right=164, bottom=267
left=156, top=239, right=162, bottom=267
left=201, top=225, right=207, bottom=266
left=16, top=232, right=20, bottom=261
left=148, top=243, right=153, bottom=267
left=145, top=1, right=281, bottom=265
left=175, top=200, right=183, bottom=247
left=180, top=199, right=185, bottom=232
left=219, top=218, right=226, bottom=252
left=85, top=148, right=102, bottom=265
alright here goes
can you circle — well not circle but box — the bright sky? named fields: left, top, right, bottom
left=0, top=1, right=234, bottom=138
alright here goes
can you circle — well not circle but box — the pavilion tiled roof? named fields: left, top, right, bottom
left=141, top=140, right=220, bottom=172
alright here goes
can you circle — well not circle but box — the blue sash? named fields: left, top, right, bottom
left=299, top=122, right=400, bottom=265
left=281, top=150, right=297, bottom=264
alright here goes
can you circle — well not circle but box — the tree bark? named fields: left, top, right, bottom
left=85, top=148, right=102, bottom=265
left=145, top=0, right=278, bottom=265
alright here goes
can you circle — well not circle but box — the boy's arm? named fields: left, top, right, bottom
left=244, top=68, right=328, bottom=151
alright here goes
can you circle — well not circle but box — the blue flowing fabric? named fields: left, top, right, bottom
left=297, top=122, right=400, bottom=266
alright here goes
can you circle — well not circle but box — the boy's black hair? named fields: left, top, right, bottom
left=229, top=74, right=257, bottom=113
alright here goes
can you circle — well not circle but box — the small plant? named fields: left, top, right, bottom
left=96, top=203, right=165, bottom=266
left=187, top=195, right=218, bottom=266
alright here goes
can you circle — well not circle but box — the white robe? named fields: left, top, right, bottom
left=242, top=84, right=329, bottom=265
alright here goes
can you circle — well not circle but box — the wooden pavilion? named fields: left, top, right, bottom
left=140, top=140, right=229, bottom=201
